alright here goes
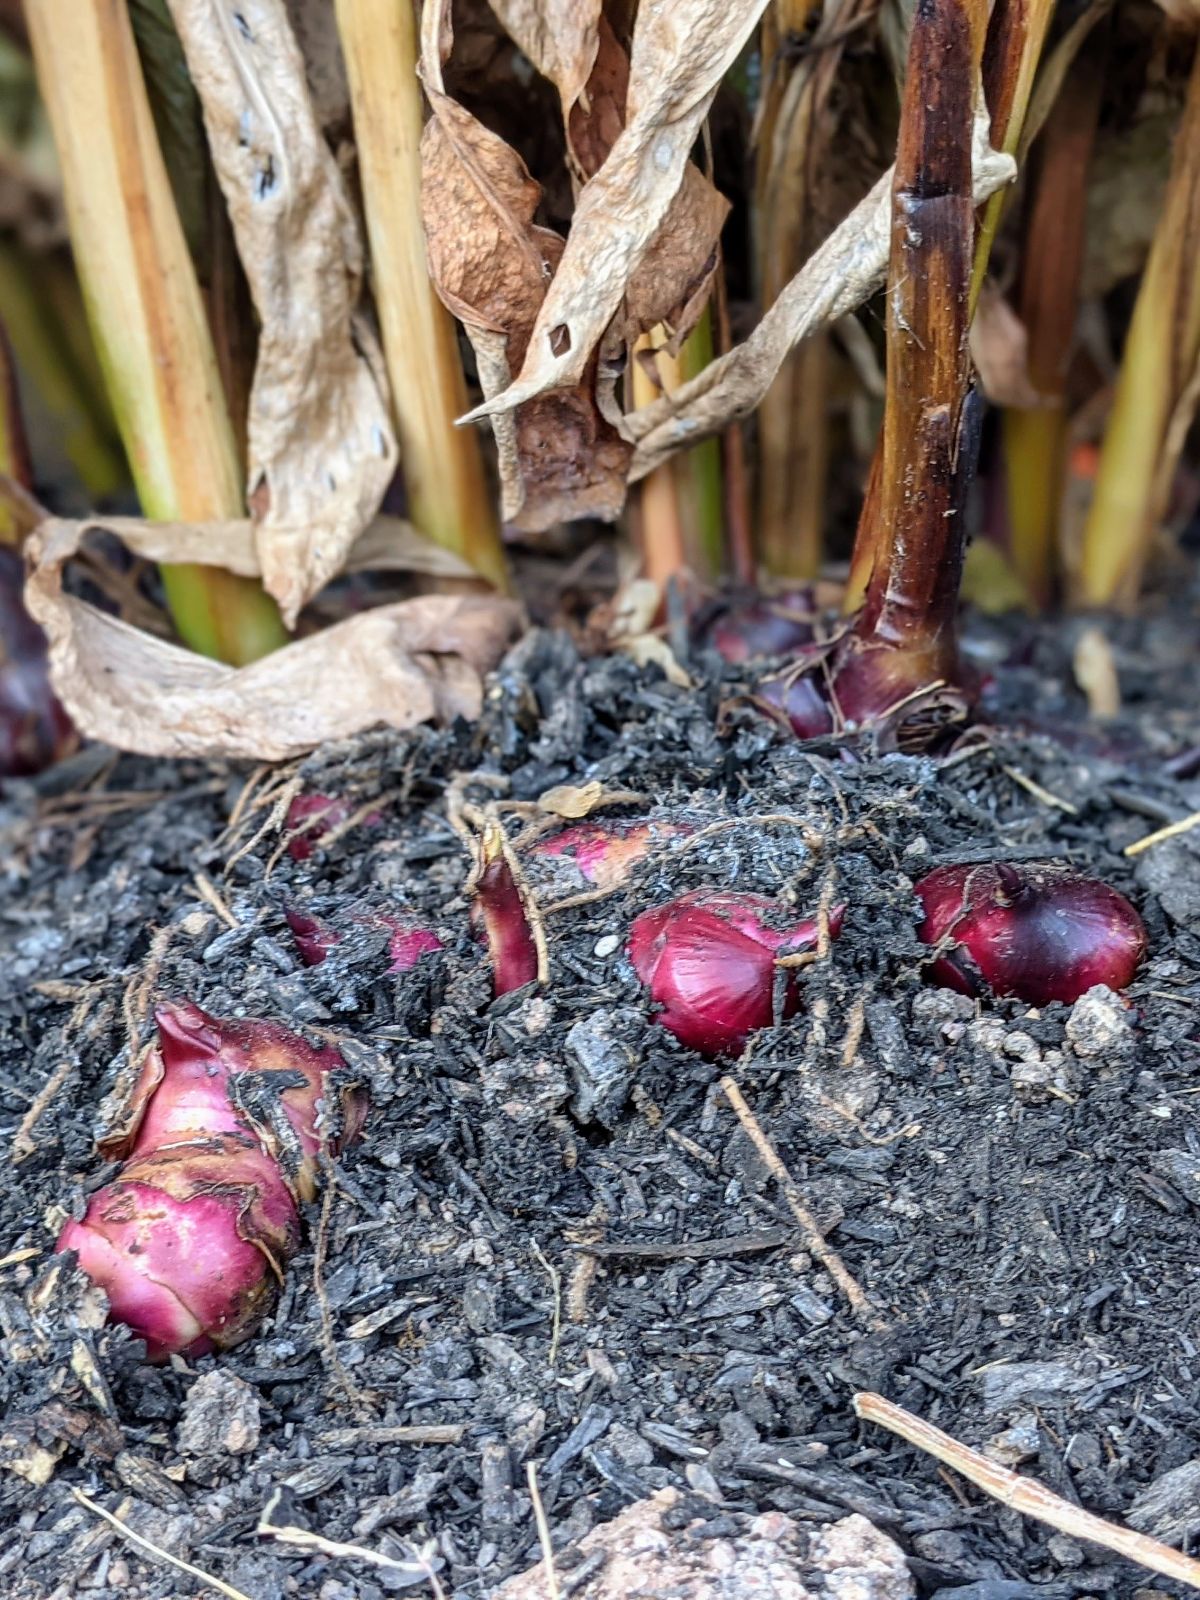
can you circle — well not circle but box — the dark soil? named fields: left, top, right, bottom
left=1, top=601, right=1199, bottom=1600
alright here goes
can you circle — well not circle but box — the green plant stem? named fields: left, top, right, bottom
left=25, top=0, right=285, bottom=664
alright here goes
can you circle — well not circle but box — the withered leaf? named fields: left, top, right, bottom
left=627, top=116, right=1016, bottom=480
left=24, top=517, right=521, bottom=760
left=569, top=18, right=729, bottom=351
left=464, top=0, right=769, bottom=421
left=420, top=17, right=629, bottom=529
left=167, top=0, right=397, bottom=627
left=486, top=0, right=601, bottom=122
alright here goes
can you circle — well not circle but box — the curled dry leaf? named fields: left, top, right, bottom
left=569, top=18, right=729, bottom=353
left=419, top=9, right=630, bottom=530
left=627, top=114, right=1017, bottom=480
left=23, top=517, right=521, bottom=760
left=21, top=511, right=479, bottom=582
left=486, top=0, right=601, bottom=124
left=463, top=0, right=768, bottom=420
left=167, top=0, right=396, bottom=627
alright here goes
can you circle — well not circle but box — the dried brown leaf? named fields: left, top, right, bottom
left=567, top=18, right=729, bottom=349
left=23, top=517, right=520, bottom=760
left=970, top=286, right=1041, bottom=409
left=167, top=0, right=397, bottom=626
left=463, top=0, right=769, bottom=419
left=419, top=24, right=629, bottom=528
left=627, top=114, right=1016, bottom=480
left=486, top=0, right=601, bottom=121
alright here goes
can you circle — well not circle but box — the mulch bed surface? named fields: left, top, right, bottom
left=1, top=603, right=1198, bottom=1599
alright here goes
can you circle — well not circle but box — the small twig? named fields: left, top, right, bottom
left=317, top=1423, right=465, bottom=1447
left=526, top=1462, right=562, bottom=1600
left=1124, top=809, right=1200, bottom=857
left=192, top=873, right=239, bottom=929
left=1001, top=765, right=1079, bottom=815
left=530, top=1237, right=562, bottom=1365
left=543, top=883, right=627, bottom=916
left=226, top=773, right=302, bottom=877
left=258, top=1488, right=446, bottom=1596
left=0, top=1246, right=40, bottom=1270
left=313, top=1168, right=370, bottom=1419
left=11, top=1053, right=76, bottom=1163
left=720, top=1076, right=883, bottom=1328
left=72, top=1488, right=254, bottom=1600
left=854, top=1393, right=1200, bottom=1591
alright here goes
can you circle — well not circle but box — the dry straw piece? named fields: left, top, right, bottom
left=855, top=1392, right=1200, bottom=1592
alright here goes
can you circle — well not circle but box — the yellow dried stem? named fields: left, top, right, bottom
left=335, top=0, right=507, bottom=592
left=1001, top=46, right=1104, bottom=608
left=24, top=0, right=285, bottom=664
left=1079, top=46, right=1200, bottom=608
left=632, top=331, right=689, bottom=590
left=632, top=317, right=723, bottom=586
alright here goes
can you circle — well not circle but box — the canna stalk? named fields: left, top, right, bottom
left=25, top=0, right=285, bottom=664
left=1079, top=45, right=1200, bottom=608
left=773, top=0, right=987, bottom=745
left=1000, top=42, right=1105, bottom=608
left=631, top=314, right=724, bottom=589
left=844, top=0, right=1053, bottom=613
left=0, top=243, right=127, bottom=503
left=334, top=0, right=508, bottom=592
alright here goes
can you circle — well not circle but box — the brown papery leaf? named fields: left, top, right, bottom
left=969, top=289, right=1041, bottom=410
left=419, top=23, right=629, bottom=529
left=167, top=0, right=397, bottom=628
left=463, top=0, right=769, bottom=420
left=487, top=0, right=601, bottom=122
left=23, top=517, right=521, bottom=760
left=627, top=114, right=1016, bottom=480
left=569, top=18, right=729, bottom=352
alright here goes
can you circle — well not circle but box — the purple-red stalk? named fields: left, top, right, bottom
left=915, top=863, right=1146, bottom=1005
left=629, top=888, right=844, bottom=1056
left=765, top=0, right=986, bottom=747
left=57, top=1001, right=365, bottom=1359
